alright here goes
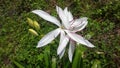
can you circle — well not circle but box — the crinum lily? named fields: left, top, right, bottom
left=32, top=6, right=95, bottom=62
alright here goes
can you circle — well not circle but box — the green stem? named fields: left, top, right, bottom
left=72, top=45, right=83, bottom=68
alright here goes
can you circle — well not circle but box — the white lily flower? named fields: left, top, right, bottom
left=32, top=6, right=95, bottom=62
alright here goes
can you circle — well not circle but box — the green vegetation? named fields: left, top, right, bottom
left=0, top=0, right=120, bottom=68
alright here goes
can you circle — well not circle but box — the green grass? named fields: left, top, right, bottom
left=0, top=0, right=120, bottom=68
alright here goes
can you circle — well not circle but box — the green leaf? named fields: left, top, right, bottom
left=72, top=45, right=85, bottom=68
left=12, top=60, right=24, bottom=68
left=44, top=46, right=50, bottom=68
left=51, top=57, right=56, bottom=68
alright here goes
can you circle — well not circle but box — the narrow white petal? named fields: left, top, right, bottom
left=57, top=35, right=69, bottom=55
left=84, top=39, right=95, bottom=47
left=37, top=28, right=60, bottom=48
left=58, top=30, right=65, bottom=59
left=59, top=49, right=65, bottom=59
left=72, top=17, right=88, bottom=26
left=68, top=11, right=73, bottom=21
left=72, top=17, right=88, bottom=32
left=73, top=21, right=88, bottom=32
left=64, top=7, right=73, bottom=21
left=66, top=31, right=87, bottom=45
left=59, top=29, right=65, bottom=43
left=56, top=6, right=59, bottom=13
left=64, top=7, right=68, bottom=16
left=56, top=6, right=70, bottom=29
left=32, top=10, right=61, bottom=26
left=68, top=40, right=75, bottom=62
left=66, top=31, right=95, bottom=47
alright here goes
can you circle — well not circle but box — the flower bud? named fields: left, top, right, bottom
left=34, top=20, right=40, bottom=30
left=27, top=18, right=34, bottom=27
left=29, top=29, right=38, bottom=36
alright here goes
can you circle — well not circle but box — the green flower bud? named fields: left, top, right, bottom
left=29, top=29, right=38, bottom=36
left=34, top=20, right=40, bottom=30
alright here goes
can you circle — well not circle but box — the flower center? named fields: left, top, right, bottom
left=60, top=25, right=65, bottom=29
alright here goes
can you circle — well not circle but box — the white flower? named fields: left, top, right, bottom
left=32, top=6, right=95, bottom=62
